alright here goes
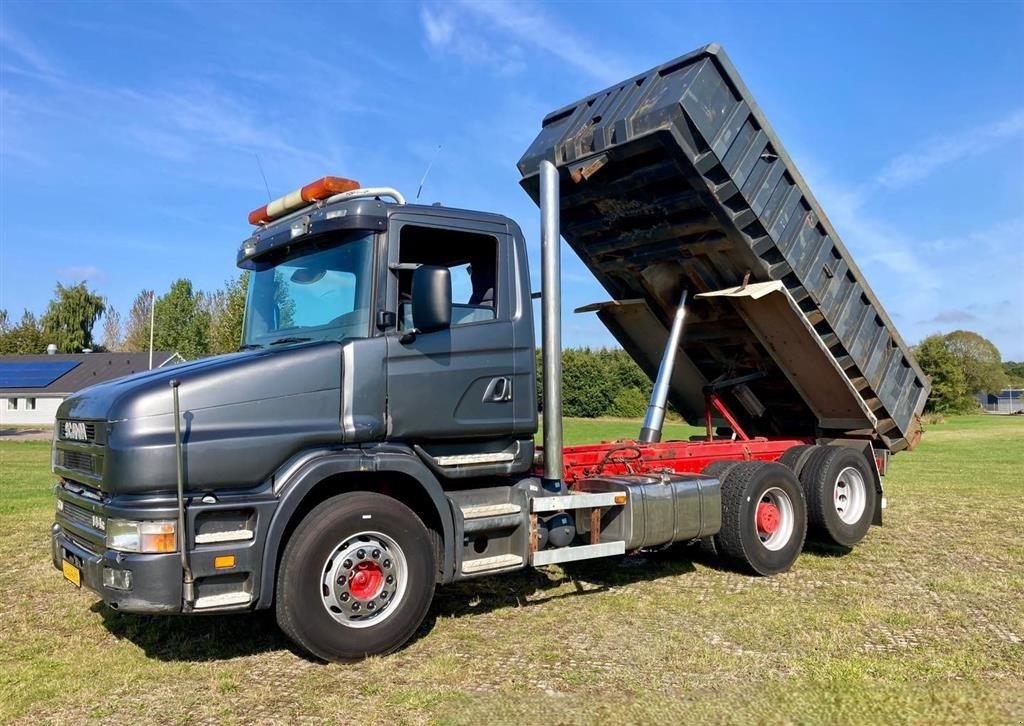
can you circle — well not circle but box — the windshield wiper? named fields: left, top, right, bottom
left=269, top=336, right=313, bottom=346
left=238, top=344, right=263, bottom=351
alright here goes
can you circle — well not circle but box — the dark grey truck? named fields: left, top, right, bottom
left=51, top=45, right=928, bottom=661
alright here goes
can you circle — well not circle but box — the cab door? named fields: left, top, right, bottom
left=384, top=215, right=518, bottom=442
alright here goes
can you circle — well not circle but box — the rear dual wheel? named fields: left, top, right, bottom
left=798, top=446, right=876, bottom=548
left=713, top=461, right=807, bottom=576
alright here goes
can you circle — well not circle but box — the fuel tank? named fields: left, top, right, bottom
left=574, top=473, right=721, bottom=550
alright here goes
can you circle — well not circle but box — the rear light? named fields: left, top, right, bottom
left=248, top=176, right=360, bottom=225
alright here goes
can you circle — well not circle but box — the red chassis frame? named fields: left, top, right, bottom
left=544, top=393, right=811, bottom=485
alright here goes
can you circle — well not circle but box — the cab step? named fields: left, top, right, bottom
left=461, top=553, right=524, bottom=574
left=530, top=541, right=625, bottom=566
left=192, top=591, right=251, bottom=609
left=461, top=503, right=522, bottom=519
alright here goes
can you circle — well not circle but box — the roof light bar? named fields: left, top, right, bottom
left=248, top=176, right=361, bottom=225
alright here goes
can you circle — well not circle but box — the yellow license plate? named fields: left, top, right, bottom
left=62, top=560, right=81, bottom=588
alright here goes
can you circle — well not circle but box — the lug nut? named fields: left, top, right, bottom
left=340, top=592, right=349, bottom=602
left=367, top=602, right=375, bottom=611
left=372, top=549, right=381, bottom=559
left=343, top=559, right=352, bottom=569
left=380, top=591, right=388, bottom=600
left=336, top=576, right=346, bottom=586
left=357, top=549, right=365, bottom=559
left=386, top=575, right=394, bottom=584
left=383, top=559, right=391, bottom=568
left=352, top=602, right=360, bottom=612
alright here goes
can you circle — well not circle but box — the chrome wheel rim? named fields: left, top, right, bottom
left=755, top=486, right=795, bottom=551
left=320, top=531, right=408, bottom=629
left=834, top=466, right=867, bottom=525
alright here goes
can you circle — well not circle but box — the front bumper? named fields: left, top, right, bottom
left=51, top=478, right=277, bottom=614
left=52, top=522, right=184, bottom=612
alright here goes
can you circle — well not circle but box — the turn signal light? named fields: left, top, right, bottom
left=214, top=555, right=236, bottom=570
left=249, top=176, right=361, bottom=225
left=613, top=494, right=628, bottom=505
left=140, top=523, right=177, bottom=553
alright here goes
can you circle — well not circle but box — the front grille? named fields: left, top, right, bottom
left=58, top=420, right=98, bottom=443
left=60, top=450, right=96, bottom=475
left=61, top=500, right=96, bottom=530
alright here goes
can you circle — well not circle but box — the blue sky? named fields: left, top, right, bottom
left=2, top=1, right=1022, bottom=358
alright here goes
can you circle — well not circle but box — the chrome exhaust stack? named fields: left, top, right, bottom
left=639, top=289, right=688, bottom=444
left=539, top=160, right=564, bottom=485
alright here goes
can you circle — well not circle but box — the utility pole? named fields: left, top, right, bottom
left=148, top=290, right=155, bottom=370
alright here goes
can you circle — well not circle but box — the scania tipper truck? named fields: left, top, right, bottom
left=51, top=45, right=929, bottom=662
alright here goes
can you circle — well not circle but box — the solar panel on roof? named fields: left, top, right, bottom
left=0, top=361, right=80, bottom=388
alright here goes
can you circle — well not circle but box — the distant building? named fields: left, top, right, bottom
left=0, top=351, right=181, bottom=426
left=978, top=388, right=1023, bottom=415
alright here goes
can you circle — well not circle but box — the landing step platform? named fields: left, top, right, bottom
left=461, top=503, right=522, bottom=519
left=461, top=554, right=525, bottom=574
left=531, top=541, right=626, bottom=566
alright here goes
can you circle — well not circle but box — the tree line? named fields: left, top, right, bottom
left=0, top=280, right=1015, bottom=417
left=0, top=276, right=248, bottom=358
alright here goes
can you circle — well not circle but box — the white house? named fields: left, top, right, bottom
left=0, top=351, right=179, bottom=426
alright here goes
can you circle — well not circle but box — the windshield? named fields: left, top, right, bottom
left=242, top=233, right=375, bottom=348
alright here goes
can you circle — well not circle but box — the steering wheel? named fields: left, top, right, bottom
left=328, top=309, right=369, bottom=327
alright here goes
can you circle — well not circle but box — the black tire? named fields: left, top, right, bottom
left=696, top=461, right=744, bottom=557
left=714, top=461, right=807, bottom=576
left=777, top=444, right=818, bottom=478
left=276, top=491, right=436, bottom=662
left=799, top=446, right=876, bottom=548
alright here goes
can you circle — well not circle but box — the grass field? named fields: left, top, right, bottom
left=1, top=415, right=1022, bottom=723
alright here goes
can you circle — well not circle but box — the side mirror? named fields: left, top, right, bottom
left=411, top=265, right=452, bottom=333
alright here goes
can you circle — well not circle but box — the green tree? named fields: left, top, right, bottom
left=562, top=347, right=616, bottom=417
left=154, top=279, right=210, bottom=359
left=207, top=273, right=249, bottom=354
left=943, top=330, right=1007, bottom=394
left=606, top=386, right=649, bottom=418
left=122, top=290, right=154, bottom=352
left=39, top=282, right=106, bottom=353
left=1003, top=361, right=1024, bottom=388
left=914, top=334, right=973, bottom=413
left=0, top=310, right=46, bottom=354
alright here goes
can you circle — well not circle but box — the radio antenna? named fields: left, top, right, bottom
left=254, top=153, right=272, bottom=202
left=416, top=144, right=443, bottom=202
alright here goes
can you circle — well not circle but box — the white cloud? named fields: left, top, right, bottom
left=0, top=22, right=61, bottom=79
left=876, top=108, right=1024, bottom=188
left=419, top=1, right=634, bottom=84
left=419, top=5, right=526, bottom=76
left=56, top=265, right=106, bottom=282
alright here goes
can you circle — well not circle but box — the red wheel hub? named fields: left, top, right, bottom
left=348, top=561, right=384, bottom=600
left=756, top=502, right=781, bottom=535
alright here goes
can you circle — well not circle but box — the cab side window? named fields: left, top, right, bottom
left=397, top=226, right=499, bottom=329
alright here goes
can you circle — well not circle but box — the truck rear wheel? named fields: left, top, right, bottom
left=778, top=444, right=818, bottom=477
left=696, top=461, right=743, bottom=556
left=799, top=446, right=876, bottom=548
left=714, top=461, right=807, bottom=576
left=276, top=491, right=436, bottom=662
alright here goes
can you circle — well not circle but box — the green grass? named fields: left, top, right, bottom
left=1, top=415, right=1022, bottom=723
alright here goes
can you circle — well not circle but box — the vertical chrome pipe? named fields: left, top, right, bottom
left=170, top=379, right=195, bottom=605
left=540, top=160, right=563, bottom=484
left=639, top=289, right=688, bottom=443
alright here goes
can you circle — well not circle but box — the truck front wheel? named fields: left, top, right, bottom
left=276, top=491, right=436, bottom=662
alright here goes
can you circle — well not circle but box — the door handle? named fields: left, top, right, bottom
left=483, top=376, right=513, bottom=402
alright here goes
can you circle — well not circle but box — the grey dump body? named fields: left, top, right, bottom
left=518, top=43, right=929, bottom=452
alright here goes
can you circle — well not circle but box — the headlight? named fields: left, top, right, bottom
left=106, top=519, right=177, bottom=553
